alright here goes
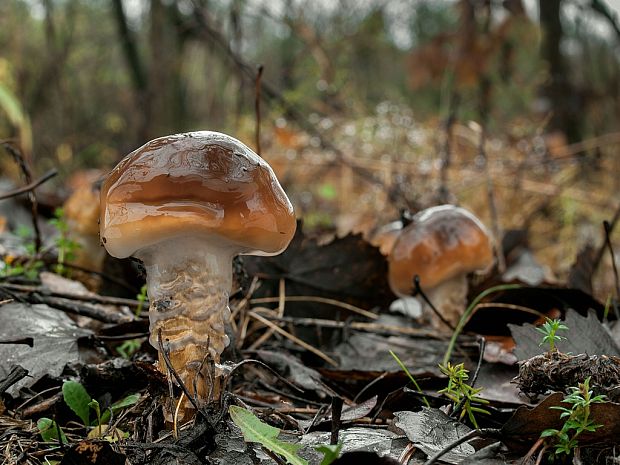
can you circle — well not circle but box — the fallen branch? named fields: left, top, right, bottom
left=0, top=169, right=58, bottom=201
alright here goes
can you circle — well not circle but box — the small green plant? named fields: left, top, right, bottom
left=135, top=284, right=148, bottom=317
left=536, top=318, right=568, bottom=352
left=37, top=418, right=68, bottom=444
left=229, top=405, right=342, bottom=465
left=0, top=226, right=43, bottom=279
left=389, top=350, right=430, bottom=407
left=442, top=283, right=521, bottom=365
left=541, top=377, right=607, bottom=458
left=39, top=381, right=139, bottom=443
left=117, top=339, right=142, bottom=359
left=48, top=208, right=80, bottom=276
left=438, top=362, right=490, bottom=429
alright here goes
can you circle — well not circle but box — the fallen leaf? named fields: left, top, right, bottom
left=393, top=408, right=475, bottom=464
left=0, top=303, right=92, bottom=396
left=509, top=308, right=620, bottom=361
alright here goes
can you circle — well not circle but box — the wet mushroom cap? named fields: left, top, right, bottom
left=388, top=205, right=494, bottom=296
left=100, top=131, right=296, bottom=258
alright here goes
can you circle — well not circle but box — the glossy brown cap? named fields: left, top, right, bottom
left=388, top=205, right=494, bottom=296
left=369, top=220, right=403, bottom=256
left=100, top=131, right=296, bottom=258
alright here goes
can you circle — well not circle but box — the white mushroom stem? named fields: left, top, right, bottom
left=136, top=236, right=232, bottom=413
left=423, top=275, right=469, bottom=330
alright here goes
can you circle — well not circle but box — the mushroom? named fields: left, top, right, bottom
left=368, top=220, right=403, bottom=256
left=387, top=205, right=494, bottom=329
left=99, top=131, right=296, bottom=418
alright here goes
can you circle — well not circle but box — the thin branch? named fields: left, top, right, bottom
left=0, top=169, right=58, bottom=201
left=247, top=310, right=338, bottom=366
left=413, top=275, right=455, bottom=331
left=423, top=428, right=500, bottom=465
left=1, top=142, right=44, bottom=251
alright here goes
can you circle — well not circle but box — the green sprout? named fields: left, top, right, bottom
left=135, top=284, right=148, bottom=317
left=541, top=377, right=607, bottom=458
left=438, top=362, right=490, bottom=429
left=536, top=318, right=568, bottom=352
left=117, top=339, right=142, bottom=359
left=389, top=350, right=430, bottom=407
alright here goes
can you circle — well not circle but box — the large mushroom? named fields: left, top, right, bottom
left=388, top=205, right=494, bottom=329
left=100, top=131, right=296, bottom=418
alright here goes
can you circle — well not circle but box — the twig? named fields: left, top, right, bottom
left=221, top=358, right=304, bottom=394
left=157, top=330, right=208, bottom=420
left=26, top=293, right=130, bottom=324
left=0, top=282, right=145, bottom=308
left=1, top=142, right=45, bottom=251
left=398, top=442, right=416, bottom=464
left=520, top=436, right=545, bottom=465
left=0, top=366, right=29, bottom=394
left=442, top=284, right=520, bottom=365
left=250, top=295, right=378, bottom=320
left=330, top=396, right=343, bottom=445
left=248, top=278, right=285, bottom=350
left=261, top=447, right=287, bottom=465
left=247, top=310, right=338, bottom=366
left=254, top=64, right=264, bottom=156
left=0, top=169, right=58, bottom=201
left=593, top=203, right=620, bottom=272
left=353, top=371, right=389, bottom=403
left=423, top=428, right=500, bottom=465
left=469, top=337, right=486, bottom=388
left=413, top=275, right=455, bottom=331
left=603, top=220, right=620, bottom=300
left=250, top=311, right=442, bottom=339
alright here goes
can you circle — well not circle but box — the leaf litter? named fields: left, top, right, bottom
left=1, top=195, right=620, bottom=465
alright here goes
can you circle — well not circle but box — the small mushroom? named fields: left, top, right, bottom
left=100, top=131, right=296, bottom=418
left=388, top=205, right=494, bottom=329
left=368, top=220, right=403, bottom=256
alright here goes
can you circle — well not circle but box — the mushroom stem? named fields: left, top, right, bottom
left=137, top=236, right=232, bottom=417
left=424, top=275, right=469, bottom=330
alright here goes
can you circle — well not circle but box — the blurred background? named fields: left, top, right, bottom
left=1, top=0, right=619, bottom=299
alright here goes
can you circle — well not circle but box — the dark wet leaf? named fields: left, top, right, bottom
left=331, top=330, right=455, bottom=373
left=466, top=286, right=605, bottom=336
left=256, top=350, right=338, bottom=397
left=299, top=428, right=406, bottom=463
left=298, top=396, right=378, bottom=430
left=567, top=244, right=596, bottom=295
left=459, top=442, right=508, bottom=465
left=0, top=303, right=92, bottom=396
left=331, top=451, right=399, bottom=464
left=509, top=309, right=620, bottom=361
left=501, top=393, right=620, bottom=452
left=244, top=225, right=395, bottom=313
left=393, top=408, right=475, bottom=464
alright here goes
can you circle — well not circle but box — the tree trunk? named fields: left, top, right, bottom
left=539, top=0, right=581, bottom=142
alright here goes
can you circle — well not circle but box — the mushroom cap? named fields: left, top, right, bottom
left=388, top=205, right=494, bottom=296
left=369, top=220, right=403, bottom=256
left=100, top=131, right=296, bottom=258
